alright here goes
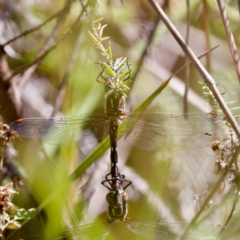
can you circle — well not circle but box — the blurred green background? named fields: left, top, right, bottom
left=1, top=0, right=240, bottom=239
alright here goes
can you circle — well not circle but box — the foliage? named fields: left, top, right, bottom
left=0, top=0, right=240, bottom=239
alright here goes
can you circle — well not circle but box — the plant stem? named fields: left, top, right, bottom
left=147, top=0, right=240, bottom=141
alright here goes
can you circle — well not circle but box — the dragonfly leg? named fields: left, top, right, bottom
left=101, top=179, right=112, bottom=191
left=122, top=180, right=132, bottom=190
left=104, top=172, right=112, bottom=180
left=96, top=65, right=108, bottom=85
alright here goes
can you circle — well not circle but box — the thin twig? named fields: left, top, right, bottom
left=217, top=191, right=239, bottom=239
left=4, top=0, right=88, bottom=86
left=17, top=0, right=72, bottom=92
left=147, top=0, right=240, bottom=140
left=0, top=117, right=4, bottom=185
left=2, top=3, right=71, bottom=47
left=201, top=0, right=211, bottom=73
left=130, top=15, right=160, bottom=90
left=51, top=0, right=97, bottom=116
left=0, top=155, right=3, bottom=185
left=183, top=0, right=190, bottom=113
left=238, top=0, right=240, bottom=16
left=51, top=31, right=83, bottom=116
left=0, top=207, right=4, bottom=240
left=217, top=0, right=240, bottom=83
left=130, top=0, right=169, bottom=90
left=165, top=46, right=219, bottom=86
left=180, top=155, right=235, bottom=239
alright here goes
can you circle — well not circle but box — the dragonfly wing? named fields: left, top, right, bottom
left=124, top=220, right=183, bottom=239
left=124, top=220, right=223, bottom=240
left=124, top=112, right=223, bottom=132
left=122, top=113, right=220, bottom=151
left=63, top=221, right=110, bottom=240
left=9, top=114, right=108, bottom=147
left=22, top=221, right=110, bottom=240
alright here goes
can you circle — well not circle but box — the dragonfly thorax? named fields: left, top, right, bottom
left=105, top=92, right=125, bottom=118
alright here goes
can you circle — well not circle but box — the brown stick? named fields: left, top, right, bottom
left=147, top=0, right=240, bottom=140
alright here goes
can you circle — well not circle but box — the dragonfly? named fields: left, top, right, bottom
left=8, top=102, right=223, bottom=152
left=7, top=52, right=225, bottom=154
left=6, top=58, right=225, bottom=239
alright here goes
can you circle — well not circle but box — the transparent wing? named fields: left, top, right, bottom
left=22, top=220, right=223, bottom=240
left=63, top=221, right=110, bottom=240
left=22, top=221, right=110, bottom=240
left=124, top=220, right=223, bottom=240
left=9, top=112, right=225, bottom=150
left=121, top=112, right=223, bottom=151
left=9, top=114, right=108, bottom=146
left=123, top=112, right=223, bottom=131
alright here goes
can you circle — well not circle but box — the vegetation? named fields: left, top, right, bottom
left=0, top=0, right=240, bottom=239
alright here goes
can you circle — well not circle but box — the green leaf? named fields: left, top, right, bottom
left=4, top=212, right=10, bottom=222
left=119, top=90, right=127, bottom=98
left=102, top=62, right=115, bottom=76
left=121, top=84, right=130, bottom=91
left=7, top=221, right=21, bottom=230
left=99, top=24, right=107, bottom=40
left=118, top=70, right=131, bottom=81
left=114, top=57, right=127, bottom=71
left=88, top=31, right=106, bottom=53
left=107, top=41, right=112, bottom=60
left=93, top=18, right=104, bottom=24
left=15, top=208, right=39, bottom=220
left=101, top=37, right=110, bottom=41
